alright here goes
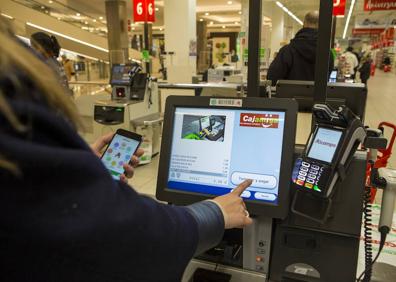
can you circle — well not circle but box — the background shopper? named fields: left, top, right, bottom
left=267, top=11, right=334, bottom=86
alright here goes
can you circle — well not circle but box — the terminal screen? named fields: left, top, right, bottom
left=307, top=127, right=343, bottom=163
left=167, top=107, right=286, bottom=204
left=111, top=65, right=131, bottom=85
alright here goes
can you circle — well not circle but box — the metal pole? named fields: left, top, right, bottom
left=331, top=16, right=337, bottom=49
left=313, top=0, right=333, bottom=104
left=144, top=22, right=150, bottom=73
left=247, top=0, right=262, bottom=97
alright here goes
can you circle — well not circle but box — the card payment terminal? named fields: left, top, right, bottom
left=292, top=104, right=366, bottom=198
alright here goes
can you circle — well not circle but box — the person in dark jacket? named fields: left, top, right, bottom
left=359, top=53, right=372, bottom=85
left=267, top=11, right=334, bottom=86
left=0, top=20, right=252, bottom=281
left=30, top=32, right=71, bottom=93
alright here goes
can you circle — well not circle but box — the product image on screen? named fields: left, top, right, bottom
left=168, top=107, right=286, bottom=204
left=181, top=114, right=226, bottom=142
left=101, top=134, right=139, bottom=180
left=308, top=127, right=343, bottom=163
left=111, top=65, right=131, bottom=85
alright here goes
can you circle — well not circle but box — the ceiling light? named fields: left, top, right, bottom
left=93, top=19, right=97, bottom=22
left=210, top=21, right=214, bottom=25
left=155, top=7, right=159, bottom=11
left=57, top=17, right=61, bottom=20
left=45, top=10, right=49, bottom=14
left=76, top=13, right=80, bottom=16
left=343, top=0, right=356, bottom=39
left=26, top=22, right=109, bottom=53
left=160, top=28, right=163, bottom=31
left=205, top=12, right=209, bottom=16
left=132, top=27, right=135, bottom=30
left=235, top=22, right=239, bottom=25
left=48, top=0, right=53, bottom=3
left=1, top=13, right=14, bottom=20
left=227, top=1, right=233, bottom=4
left=222, top=25, right=226, bottom=29
left=200, top=19, right=203, bottom=22
left=41, top=6, right=45, bottom=9
left=99, top=16, right=103, bottom=20
left=275, top=1, right=302, bottom=26
left=238, top=11, right=242, bottom=15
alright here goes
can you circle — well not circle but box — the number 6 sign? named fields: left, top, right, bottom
left=133, top=0, right=156, bottom=23
left=333, top=0, right=346, bottom=16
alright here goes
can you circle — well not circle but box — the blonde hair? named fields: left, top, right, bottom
left=0, top=18, right=81, bottom=174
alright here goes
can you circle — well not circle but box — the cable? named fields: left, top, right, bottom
left=356, top=216, right=388, bottom=281
left=356, top=186, right=373, bottom=281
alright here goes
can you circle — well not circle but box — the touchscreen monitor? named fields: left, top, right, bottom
left=307, top=127, right=343, bottom=163
left=167, top=107, right=286, bottom=205
left=111, top=65, right=132, bottom=85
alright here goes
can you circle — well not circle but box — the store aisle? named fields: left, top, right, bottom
left=365, top=70, right=396, bottom=169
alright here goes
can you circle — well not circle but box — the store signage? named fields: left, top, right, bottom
left=352, top=28, right=385, bottom=36
left=133, top=0, right=155, bottom=23
left=240, top=113, right=279, bottom=128
left=364, top=0, right=396, bottom=11
left=333, top=0, right=346, bottom=16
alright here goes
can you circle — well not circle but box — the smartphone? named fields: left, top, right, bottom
left=100, top=129, right=142, bottom=180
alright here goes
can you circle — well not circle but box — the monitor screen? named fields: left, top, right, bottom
left=167, top=107, right=286, bottom=205
left=307, top=127, right=343, bottom=163
left=329, top=70, right=337, bottom=83
left=111, top=65, right=132, bottom=85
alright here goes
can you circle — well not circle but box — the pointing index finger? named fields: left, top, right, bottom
left=232, top=179, right=253, bottom=196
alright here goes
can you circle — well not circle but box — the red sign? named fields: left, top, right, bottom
left=133, top=0, right=155, bottom=23
left=364, top=0, right=396, bottom=11
left=333, top=0, right=346, bottom=16
left=352, top=28, right=385, bottom=36
left=239, top=113, right=279, bottom=128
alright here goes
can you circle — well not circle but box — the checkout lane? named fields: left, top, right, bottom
left=72, top=59, right=396, bottom=282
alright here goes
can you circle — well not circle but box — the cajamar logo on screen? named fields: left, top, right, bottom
left=240, top=113, right=280, bottom=128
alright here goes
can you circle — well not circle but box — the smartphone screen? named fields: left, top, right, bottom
left=101, top=133, right=141, bottom=180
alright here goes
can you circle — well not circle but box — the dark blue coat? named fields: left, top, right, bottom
left=0, top=66, right=221, bottom=281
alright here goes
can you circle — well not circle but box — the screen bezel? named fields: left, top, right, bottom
left=156, top=96, right=298, bottom=219
left=305, top=125, right=345, bottom=165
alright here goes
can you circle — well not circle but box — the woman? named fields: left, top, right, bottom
left=0, top=20, right=252, bottom=281
left=30, top=31, right=70, bottom=92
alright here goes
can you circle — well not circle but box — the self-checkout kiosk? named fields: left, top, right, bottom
left=93, top=63, right=162, bottom=163
left=155, top=96, right=396, bottom=282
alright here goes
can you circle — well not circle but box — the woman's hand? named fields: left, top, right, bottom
left=91, top=133, right=144, bottom=183
left=211, top=179, right=253, bottom=229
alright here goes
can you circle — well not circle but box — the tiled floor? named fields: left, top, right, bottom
left=130, top=71, right=396, bottom=201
